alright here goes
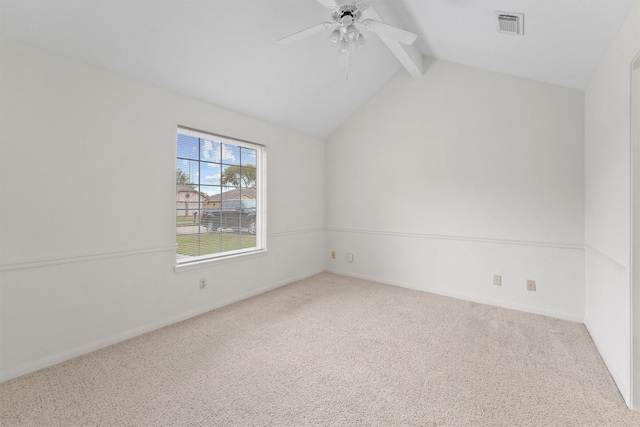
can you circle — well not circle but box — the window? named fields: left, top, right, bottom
left=176, top=127, right=264, bottom=263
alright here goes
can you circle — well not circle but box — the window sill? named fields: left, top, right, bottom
left=174, top=248, right=268, bottom=273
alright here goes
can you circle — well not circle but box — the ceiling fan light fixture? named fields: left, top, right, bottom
left=327, top=28, right=341, bottom=45
left=338, top=38, right=351, bottom=55
left=343, top=24, right=359, bottom=42
left=355, top=34, right=367, bottom=49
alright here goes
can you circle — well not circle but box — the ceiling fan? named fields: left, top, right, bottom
left=279, top=0, right=418, bottom=75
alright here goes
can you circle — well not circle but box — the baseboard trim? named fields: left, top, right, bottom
left=326, top=269, right=584, bottom=323
left=326, top=227, right=584, bottom=251
left=584, top=318, right=631, bottom=408
left=0, top=269, right=325, bottom=383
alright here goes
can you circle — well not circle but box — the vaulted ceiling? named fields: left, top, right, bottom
left=0, top=0, right=634, bottom=139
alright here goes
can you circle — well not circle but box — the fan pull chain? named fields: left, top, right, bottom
left=345, top=52, right=351, bottom=80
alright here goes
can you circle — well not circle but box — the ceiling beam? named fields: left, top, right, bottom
left=366, top=6, right=423, bottom=78
left=378, top=35, right=423, bottom=78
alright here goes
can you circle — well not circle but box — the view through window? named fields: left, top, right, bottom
left=176, top=127, right=263, bottom=262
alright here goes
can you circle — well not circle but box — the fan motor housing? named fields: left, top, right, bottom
left=332, top=4, right=362, bottom=24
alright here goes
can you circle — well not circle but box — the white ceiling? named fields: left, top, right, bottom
left=0, top=0, right=634, bottom=140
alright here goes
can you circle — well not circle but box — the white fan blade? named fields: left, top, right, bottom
left=362, top=19, right=417, bottom=45
left=314, top=0, right=340, bottom=11
left=279, top=22, right=334, bottom=45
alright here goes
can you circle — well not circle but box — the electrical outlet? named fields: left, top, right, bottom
left=346, top=253, right=354, bottom=262
left=331, top=251, right=336, bottom=259
left=493, top=275, right=502, bottom=286
left=199, top=278, right=207, bottom=290
left=526, top=280, right=536, bottom=291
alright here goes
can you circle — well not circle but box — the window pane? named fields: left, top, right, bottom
left=201, top=162, right=221, bottom=185
left=177, top=234, right=202, bottom=257
left=177, top=134, right=199, bottom=160
left=221, top=186, right=239, bottom=200
left=239, top=165, right=256, bottom=189
left=200, top=186, right=221, bottom=197
left=222, top=233, right=242, bottom=252
left=221, top=164, right=247, bottom=188
left=198, top=233, right=222, bottom=256
left=176, top=160, right=199, bottom=185
left=222, top=143, right=240, bottom=166
left=203, top=190, right=222, bottom=208
left=176, top=210, right=190, bottom=228
left=176, top=190, right=200, bottom=210
left=201, top=139, right=222, bottom=163
left=241, top=148, right=257, bottom=166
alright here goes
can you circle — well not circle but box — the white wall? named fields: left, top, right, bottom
left=0, top=37, right=326, bottom=381
left=633, top=54, right=640, bottom=410
left=326, top=58, right=586, bottom=322
left=585, top=0, right=640, bottom=408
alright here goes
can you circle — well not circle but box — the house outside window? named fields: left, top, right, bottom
left=176, top=127, right=265, bottom=263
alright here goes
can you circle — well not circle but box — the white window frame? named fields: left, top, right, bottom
left=175, top=126, right=267, bottom=267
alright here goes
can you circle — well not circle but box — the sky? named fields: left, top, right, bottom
left=177, top=133, right=257, bottom=197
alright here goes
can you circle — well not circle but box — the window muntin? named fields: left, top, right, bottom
left=176, top=127, right=264, bottom=263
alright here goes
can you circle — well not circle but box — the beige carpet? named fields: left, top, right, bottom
left=1, top=272, right=639, bottom=426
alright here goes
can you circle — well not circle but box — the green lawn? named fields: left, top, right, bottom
left=176, top=216, right=198, bottom=226
left=177, top=232, right=256, bottom=256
